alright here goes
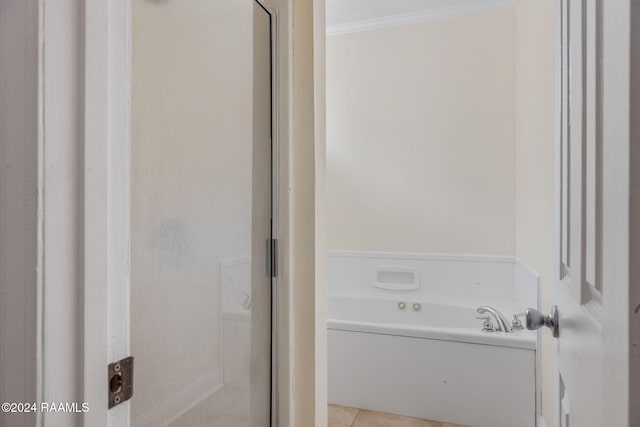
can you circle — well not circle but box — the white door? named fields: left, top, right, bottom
left=81, top=1, right=279, bottom=426
left=532, top=1, right=632, bottom=426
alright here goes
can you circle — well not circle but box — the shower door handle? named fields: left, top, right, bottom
left=525, top=306, right=559, bottom=338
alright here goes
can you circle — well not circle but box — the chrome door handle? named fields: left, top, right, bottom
left=525, top=306, right=559, bottom=338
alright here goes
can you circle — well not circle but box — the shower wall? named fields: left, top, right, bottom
left=131, top=0, right=253, bottom=423
left=326, top=8, right=517, bottom=255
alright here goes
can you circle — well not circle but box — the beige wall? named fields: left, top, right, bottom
left=515, top=1, right=557, bottom=426
left=292, top=0, right=328, bottom=424
left=314, top=0, right=328, bottom=423
left=326, top=9, right=517, bottom=255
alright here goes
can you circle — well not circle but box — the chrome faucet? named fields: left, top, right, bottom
left=476, top=306, right=513, bottom=333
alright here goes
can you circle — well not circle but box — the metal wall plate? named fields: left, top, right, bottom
left=108, top=356, right=134, bottom=409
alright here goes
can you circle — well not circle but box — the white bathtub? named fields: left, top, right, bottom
left=329, top=295, right=535, bottom=350
left=327, top=251, right=539, bottom=427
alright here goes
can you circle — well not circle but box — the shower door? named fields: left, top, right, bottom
left=129, top=1, right=275, bottom=426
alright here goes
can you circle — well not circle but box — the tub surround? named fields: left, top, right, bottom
left=328, top=251, right=539, bottom=308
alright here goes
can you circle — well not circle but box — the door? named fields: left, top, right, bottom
left=551, top=0, right=631, bottom=426
left=128, top=1, right=275, bottom=426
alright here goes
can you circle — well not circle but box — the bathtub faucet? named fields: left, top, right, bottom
left=476, top=306, right=513, bottom=333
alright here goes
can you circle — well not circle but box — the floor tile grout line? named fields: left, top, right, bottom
left=349, top=408, right=360, bottom=427
left=329, top=405, right=457, bottom=427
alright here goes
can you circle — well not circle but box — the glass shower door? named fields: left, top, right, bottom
left=129, top=0, right=274, bottom=425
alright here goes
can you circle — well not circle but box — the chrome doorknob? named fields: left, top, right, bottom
left=525, top=306, right=559, bottom=338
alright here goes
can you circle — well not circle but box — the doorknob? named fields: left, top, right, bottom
left=525, top=306, right=559, bottom=338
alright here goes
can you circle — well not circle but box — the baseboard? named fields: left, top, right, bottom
left=132, top=369, right=222, bottom=427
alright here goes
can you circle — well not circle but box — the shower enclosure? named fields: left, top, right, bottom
left=130, top=0, right=276, bottom=425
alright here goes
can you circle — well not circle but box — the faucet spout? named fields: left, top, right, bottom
left=476, top=306, right=512, bottom=332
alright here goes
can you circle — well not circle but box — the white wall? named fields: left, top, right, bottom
left=514, top=2, right=557, bottom=426
left=326, top=9, right=517, bottom=255
left=0, top=2, right=39, bottom=426
left=1, top=2, right=87, bottom=427
left=131, top=0, right=253, bottom=422
left=631, top=2, right=640, bottom=422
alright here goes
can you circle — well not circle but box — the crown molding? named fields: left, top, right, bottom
left=327, top=0, right=517, bottom=36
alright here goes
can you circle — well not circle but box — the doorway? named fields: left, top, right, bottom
left=324, top=2, right=549, bottom=426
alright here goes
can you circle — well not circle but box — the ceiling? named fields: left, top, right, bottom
left=326, top=0, right=516, bottom=35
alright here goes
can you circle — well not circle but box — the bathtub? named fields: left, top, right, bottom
left=327, top=251, right=539, bottom=427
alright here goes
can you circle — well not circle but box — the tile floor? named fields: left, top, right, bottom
left=329, top=404, right=468, bottom=427
left=170, top=391, right=468, bottom=427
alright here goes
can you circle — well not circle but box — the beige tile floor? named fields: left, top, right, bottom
left=169, top=391, right=468, bottom=427
left=329, top=404, right=468, bottom=427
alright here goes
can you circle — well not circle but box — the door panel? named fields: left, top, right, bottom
left=130, top=1, right=273, bottom=426
left=557, top=0, right=604, bottom=425
left=555, top=0, right=627, bottom=426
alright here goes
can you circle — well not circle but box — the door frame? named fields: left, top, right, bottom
left=552, top=0, right=638, bottom=425
left=35, top=1, right=293, bottom=426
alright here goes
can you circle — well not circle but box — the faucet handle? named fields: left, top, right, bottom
left=476, top=316, right=495, bottom=332
left=512, top=312, right=526, bottom=330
